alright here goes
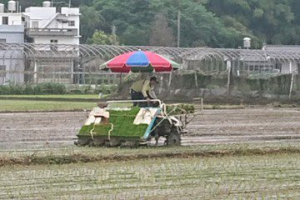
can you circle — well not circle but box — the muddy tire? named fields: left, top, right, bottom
left=110, top=138, right=121, bottom=147
left=104, top=140, right=111, bottom=147
left=120, top=140, right=138, bottom=147
left=127, top=140, right=140, bottom=148
left=88, top=139, right=95, bottom=147
left=93, top=137, right=106, bottom=146
left=166, top=129, right=181, bottom=146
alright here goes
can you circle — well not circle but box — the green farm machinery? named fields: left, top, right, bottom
left=75, top=100, right=195, bottom=147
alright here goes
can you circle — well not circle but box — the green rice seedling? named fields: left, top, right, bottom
left=78, top=107, right=148, bottom=138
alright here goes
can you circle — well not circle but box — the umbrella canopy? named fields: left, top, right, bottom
left=101, top=50, right=180, bottom=73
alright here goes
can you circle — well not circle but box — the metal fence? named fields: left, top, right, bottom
left=1, top=43, right=300, bottom=98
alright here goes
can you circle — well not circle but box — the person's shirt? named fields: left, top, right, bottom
left=131, top=79, right=157, bottom=99
left=148, top=87, right=157, bottom=99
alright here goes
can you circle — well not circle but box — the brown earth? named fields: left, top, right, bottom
left=1, top=107, right=300, bottom=151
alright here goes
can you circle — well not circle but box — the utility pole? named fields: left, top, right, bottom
left=177, top=10, right=181, bottom=47
left=69, top=0, right=71, bottom=8
left=111, top=25, right=117, bottom=45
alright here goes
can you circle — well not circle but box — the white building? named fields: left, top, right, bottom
left=23, top=2, right=81, bottom=45
left=22, top=1, right=81, bottom=84
left=0, top=1, right=24, bottom=85
left=0, top=10, right=23, bottom=42
left=262, top=45, right=300, bottom=74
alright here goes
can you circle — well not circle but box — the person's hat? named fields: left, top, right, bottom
left=150, top=76, right=159, bottom=83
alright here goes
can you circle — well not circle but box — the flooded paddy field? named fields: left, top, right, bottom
left=1, top=107, right=300, bottom=150
left=1, top=107, right=300, bottom=199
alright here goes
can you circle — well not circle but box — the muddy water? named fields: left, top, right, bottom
left=0, top=111, right=87, bottom=150
left=1, top=108, right=300, bottom=150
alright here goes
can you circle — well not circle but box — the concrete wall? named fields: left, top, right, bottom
left=0, top=25, right=24, bottom=43
left=33, top=36, right=79, bottom=45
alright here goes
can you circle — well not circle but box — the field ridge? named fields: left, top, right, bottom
left=1, top=146, right=300, bottom=167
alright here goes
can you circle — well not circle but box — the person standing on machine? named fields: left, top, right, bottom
left=130, top=76, right=159, bottom=106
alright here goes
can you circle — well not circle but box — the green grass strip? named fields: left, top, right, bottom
left=0, top=100, right=95, bottom=112
left=0, top=94, right=99, bottom=99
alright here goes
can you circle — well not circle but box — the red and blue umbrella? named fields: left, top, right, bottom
left=101, top=50, right=180, bottom=73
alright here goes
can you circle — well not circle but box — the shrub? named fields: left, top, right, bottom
left=0, top=85, right=10, bottom=95
left=38, top=83, right=66, bottom=94
left=10, top=85, right=23, bottom=95
left=23, top=85, right=34, bottom=95
left=33, top=84, right=43, bottom=95
left=0, top=83, right=67, bottom=95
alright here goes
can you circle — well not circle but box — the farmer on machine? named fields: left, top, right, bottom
left=130, top=76, right=159, bottom=106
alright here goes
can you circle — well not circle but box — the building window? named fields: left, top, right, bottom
left=0, top=65, right=6, bottom=78
left=68, top=21, right=75, bottom=26
left=2, top=17, right=8, bottom=25
left=50, top=40, right=58, bottom=51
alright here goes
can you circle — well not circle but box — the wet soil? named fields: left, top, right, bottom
left=1, top=107, right=300, bottom=150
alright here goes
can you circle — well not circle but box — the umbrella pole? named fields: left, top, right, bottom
left=119, top=73, right=123, bottom=84
left=168, top=71, right=173, bottom=89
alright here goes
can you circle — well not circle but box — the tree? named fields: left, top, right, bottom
left=88, top=30, right=119, bottom=45
left=206, top=0, right=297, bottom=45
left=88, top=30, right=110, bottom=45
left=93, top=0, right=152, bottom=45
left=149, top=13, right=175, bottom=47
left=67, top=0, right=300, bottom=47
left=80, top=6, right=104, bottom=43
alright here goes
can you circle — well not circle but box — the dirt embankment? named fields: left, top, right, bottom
left=2, top=147, right=300, bottom=167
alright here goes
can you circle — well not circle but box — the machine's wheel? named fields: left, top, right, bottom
left=93, top=137, right=106, bottom=147
left=110, top=138, right=121, bottom=147
left=88, top=139, right=95, bottom=147
left=166, top=129, right=181, bottom=146
left=75, top=137, right=91, bottom=146
left=121, top=140, right=140, bottom=148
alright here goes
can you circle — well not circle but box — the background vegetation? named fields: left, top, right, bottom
left=7, top=0, right=300, bottom=48
left=0, top=83, right=117, bottom=95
